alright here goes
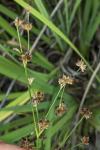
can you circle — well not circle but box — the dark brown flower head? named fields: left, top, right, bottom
left=80, top=108, right=92, bottom=119
left=58, top=75, right=74, bottom=88
left=32, top=91, right=44, bottom=106
left=21, top=52, right=32, bottom=64
left=38, top=119, right=49, bottom=131
left=21, top=22, right=32, bottom=31
left=14, top=17, right=23, bottom=27
left=20, top=138, right=33, bottom=150
left=55, top=102, right=67, bottom=116
left=81, top=136, right=89, bottom=145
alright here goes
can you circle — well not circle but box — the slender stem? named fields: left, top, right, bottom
left=37, top=128, right=45, bottom=138
left=27, top=11, right=30, bottom=51
left=59, top=85, right=65, bottom=104
left=65, top=116, right=84, bottom=141
left=27, top=30, right=30, bottom=51
left=45, top=87, right=62, bottom=118
left=16, top=26, right=23, bottom=53
left=16, top=18, right=39, bottom=146
left=60, top=116, right=84, bottom=147
left=70, top=143, right=83, bottom=150
left=34, top=104, right=39, bottom=131
left=24, top=63, right=38, bottom=137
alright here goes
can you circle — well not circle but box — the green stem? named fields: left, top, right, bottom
left=27, top=30, right=30, bottom=51
left=45, top=87, right=62, bottom=118
left=60, top=116, right=84, bottom=147
left=27, top=11, right=30, bottom=51
left=59, top=85, right=65, bottom=104
left=16, top=26, right=23, bottom=53
left=65, top=116, right=84, bottom=141
left=34, top=104, right=39, bottom=132
left=24, top=63, right=38, bottom=137
left=70, top=143, right=83, bottom=150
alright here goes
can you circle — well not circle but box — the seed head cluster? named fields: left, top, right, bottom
left=38, top=119, right=49, bottom=131
left=21, top=52, right=32, bottom=65
left=20, top=138, right=33, bottom=150
left=58, top=75, right=74, bottom=88
left=81, top=136, right=89, bottom=145
left=14, top=18, right=23, bottom=27
left=76, top=59, right=86, bottom=72
left=80, top=108, right=92, bottom=119
left=14, top=17, right=32, bottom=31
left=55, top=102, right=67, bottom=116
left=32, top=91, right=44, bottom=106
left=21, top=22, right=32, bottom=31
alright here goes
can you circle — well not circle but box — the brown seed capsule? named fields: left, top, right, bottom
left=81, top=136, right=89, bottom=145
left=55, top=102, right=67, bottom=116
left=76, top=59, right=86, bottom=72
left=38, top=119, right=49, bottom=131
left=14, top=17, right=23, bottom=27
left=21, top=22, right=32, bottom=31
left=21, top=52, right=32, bottom=64
left=80, top=108, right=92, bottom=119
left=32, top=91, right=44, bottom=105
left=58, top=75, right=74, bottom=88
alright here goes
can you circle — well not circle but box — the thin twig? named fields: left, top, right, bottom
left=0, top=80, right=15, bottom=108
left=30, top=0, right=64, bottom=53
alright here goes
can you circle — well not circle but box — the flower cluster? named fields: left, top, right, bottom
left=81, top=136, right=89, bottom=145
left=58, top=75, right=74, bottom=88
left=21, top=22, right=32, bottom=31
left=14, top=17, right=23, bottom=27
left=20, top=138, right=33, bottom=150
left=80, top=108, right=92, bottom=119
left=38, top=119, right=49, bottom=131
left=55, top=102, right=67, bottom=116
left=76, top=59, right=86, bottom=72
left=21, top=52, right=32, bottom=65
left=32, top=91, right=44, bottom=106
left=14, top=17, right=32, bottom=31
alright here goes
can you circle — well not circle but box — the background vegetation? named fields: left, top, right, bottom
left=0, top=0, right=100, bottom=149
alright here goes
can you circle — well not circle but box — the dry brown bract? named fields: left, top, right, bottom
left=80, top=108, right=92, bottom=119
left=28, top=78, right=34, bottom=85
left=81, top=136, right=89, bottom=145
left=76, top=59, right=86, bottom=72
left=58, top=75, right=74, bottom=88
left=55, top=102, right=67, bottom=116
left=38, top=119, right=49, bottom=131
left=21, top=52, right=32, bottom=65
left=21, top=22, right=32, bottom=31
left=14, top=18, right=23, bottom=27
